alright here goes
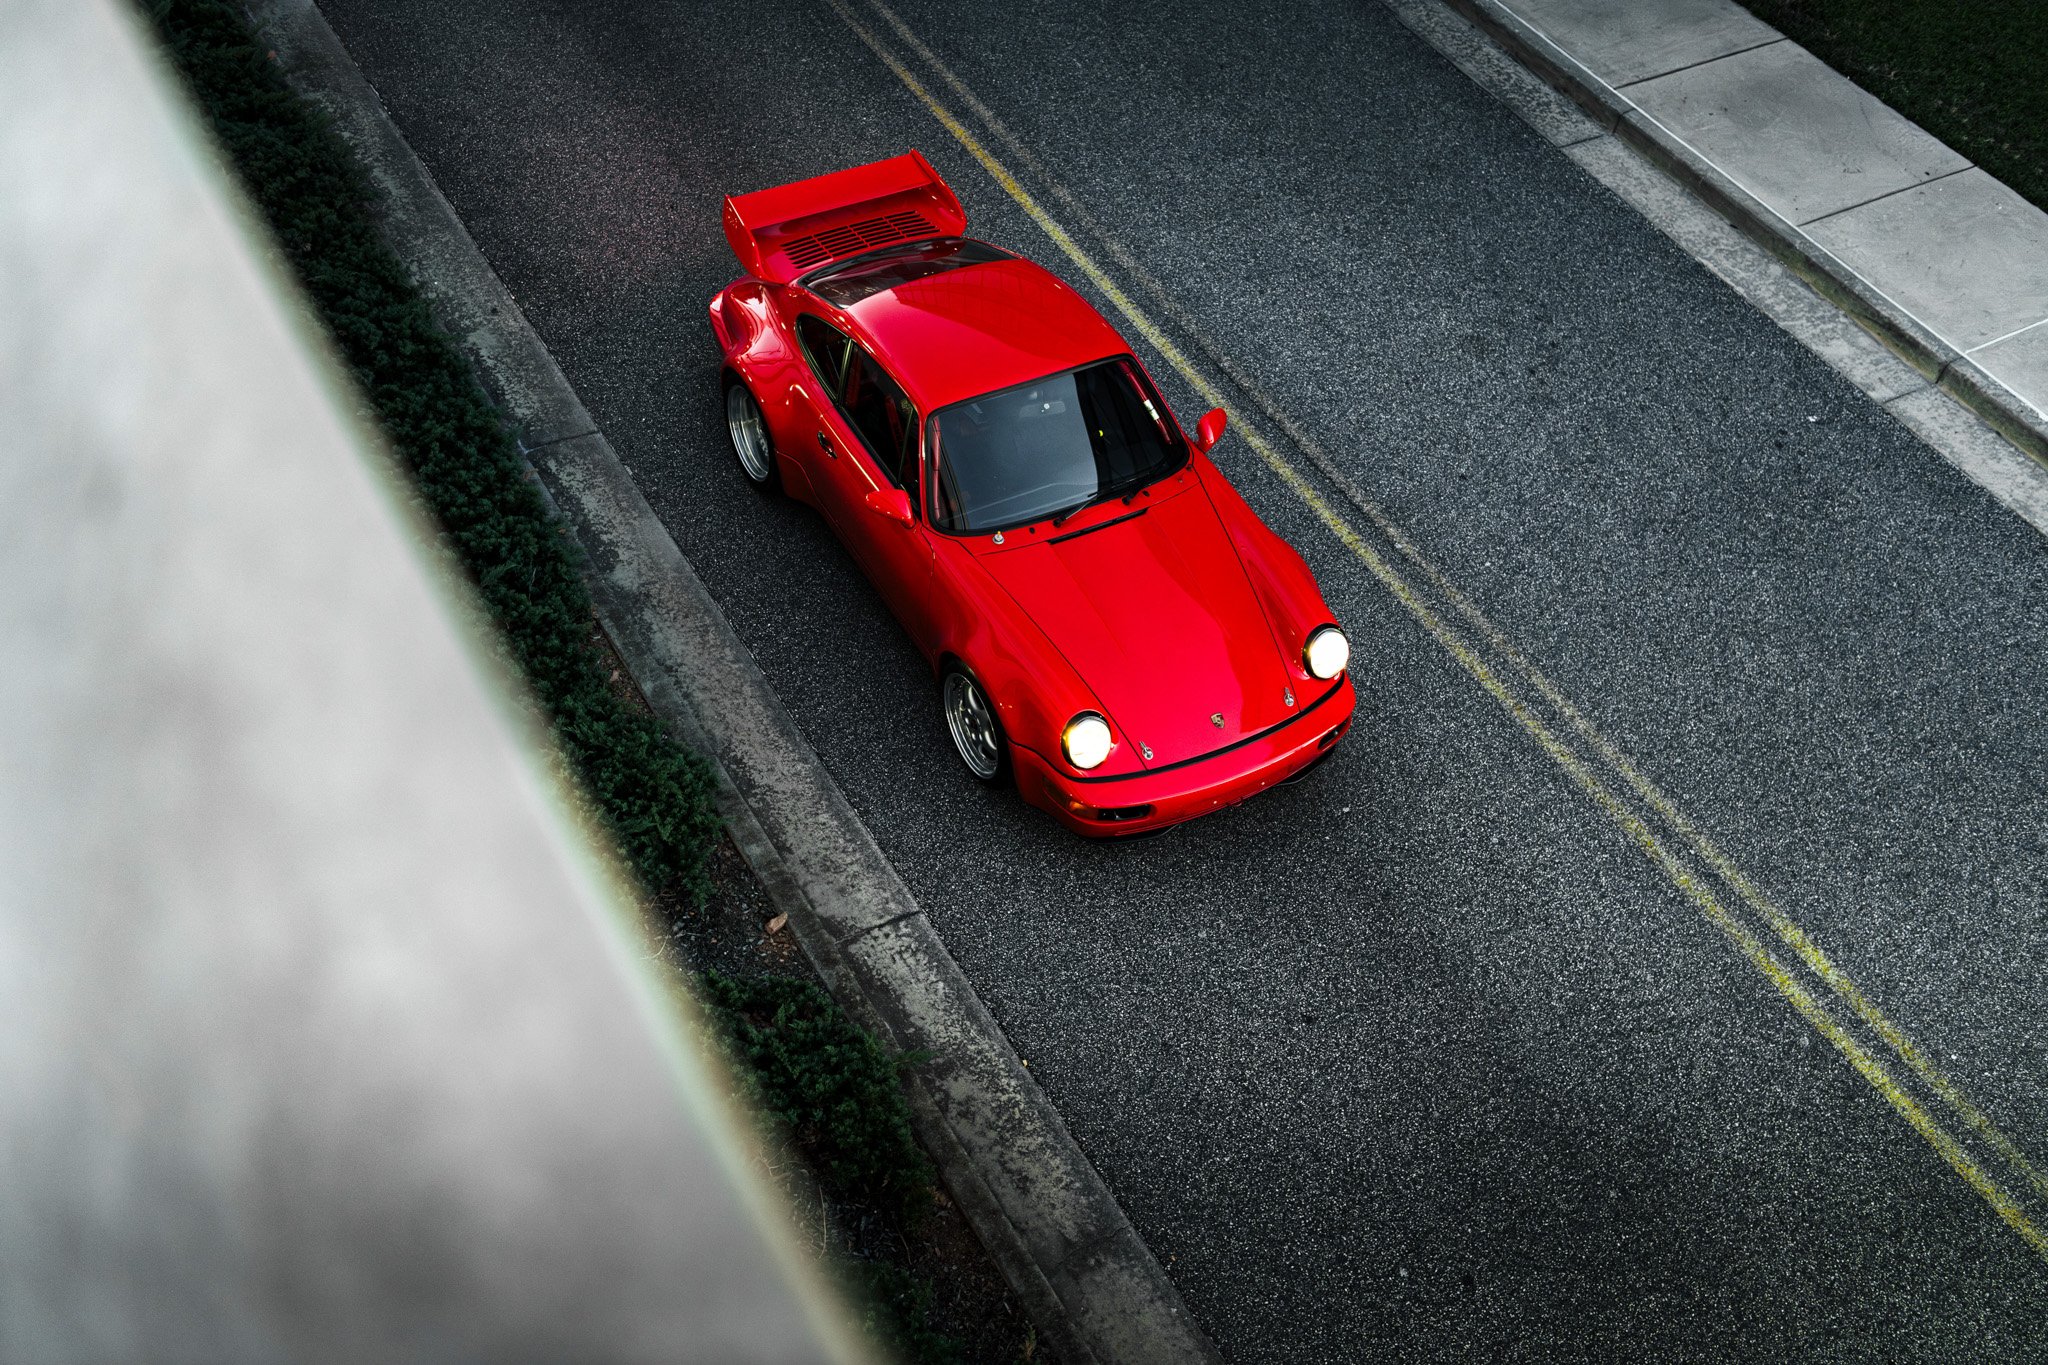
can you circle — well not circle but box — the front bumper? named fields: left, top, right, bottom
left=1016, top=677, right=1357, bottom=837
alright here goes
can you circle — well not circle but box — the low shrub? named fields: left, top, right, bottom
left=700, top=971, right=935, bottom=1224
left=701, top=970, right=958, bottom=1363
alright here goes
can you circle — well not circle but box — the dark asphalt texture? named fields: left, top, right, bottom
left=311, top=0, right=2048, bottom=1358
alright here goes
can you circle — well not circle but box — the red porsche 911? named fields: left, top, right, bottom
left=710, top=151, right=1355, bottom=835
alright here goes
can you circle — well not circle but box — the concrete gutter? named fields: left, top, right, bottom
left=1433, top=0, right=2048, bottom=463
left=250, top=2, right=1220, bottom=1361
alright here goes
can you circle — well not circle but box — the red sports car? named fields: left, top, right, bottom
left=709, top=152, right=1355, bottom=835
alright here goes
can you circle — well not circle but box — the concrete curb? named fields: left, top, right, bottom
left=252, top=2, right=1221, bottom=1361
left=1436, top=0, right=2048, bottom=464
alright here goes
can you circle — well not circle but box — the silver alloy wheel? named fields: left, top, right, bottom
left=726, top=383, right=773, bottom=483
left=943, top=671, right=1002, bottom=780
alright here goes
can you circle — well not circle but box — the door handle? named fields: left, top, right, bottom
left=816, top=431, right=836, bottom=457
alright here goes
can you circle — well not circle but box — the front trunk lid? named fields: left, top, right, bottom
left=978, top=483, right=1295, bottom=768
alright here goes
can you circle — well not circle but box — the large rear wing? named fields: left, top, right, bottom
left=722, top=151, right=967, bottom=285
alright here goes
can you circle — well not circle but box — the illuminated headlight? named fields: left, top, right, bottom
left=1304, top=626, right=1350, bottom=680
left=1062, top=712, right=1114, bottom=770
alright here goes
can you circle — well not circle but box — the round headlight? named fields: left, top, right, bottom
left=1062, top=712, right=1114, bottom=770
left=1304, top=625, right=1350, bottom=680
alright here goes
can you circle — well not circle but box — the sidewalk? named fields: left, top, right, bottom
left=1442, top=0, right=2048, bottom=459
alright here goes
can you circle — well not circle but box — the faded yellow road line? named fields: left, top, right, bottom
left=821, top=0, right=2048, bottom=1261
left=848, top=0, right=2048, bottom=1218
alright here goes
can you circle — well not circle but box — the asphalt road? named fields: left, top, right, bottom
left=312, top=0, right=2048, bottom=1357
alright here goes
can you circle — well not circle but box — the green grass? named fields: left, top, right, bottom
left=143, top=0, right=722, bottom=903
left=1735, top=0, right=2048, bottom=212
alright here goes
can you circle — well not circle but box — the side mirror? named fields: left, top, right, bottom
left=1193, top=407, right=1228, bottom=454
left=865, top=486, right=914, bottom=525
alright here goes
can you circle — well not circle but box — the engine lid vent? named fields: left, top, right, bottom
left=781, top=211, right=936, bottom=269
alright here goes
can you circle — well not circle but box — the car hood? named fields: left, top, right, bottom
left=978, top=483, right=1297, bottom=768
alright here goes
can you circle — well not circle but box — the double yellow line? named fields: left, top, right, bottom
left=821, top=0, right=2048, bottom=1262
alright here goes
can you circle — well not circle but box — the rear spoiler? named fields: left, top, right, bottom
left=722, top=151, right=967, bottom=285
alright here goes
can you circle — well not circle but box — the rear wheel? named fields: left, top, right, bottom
left=942, top=667, right=1010, bottom=785
left=725, top=380, right=777, bottom=490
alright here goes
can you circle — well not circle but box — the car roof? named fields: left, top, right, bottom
left=820, top=255, right=1132, bottom=412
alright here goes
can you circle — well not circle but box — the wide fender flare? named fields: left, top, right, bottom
left=711, top=282, right=814, bottom=498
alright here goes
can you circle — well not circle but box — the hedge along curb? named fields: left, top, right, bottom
left=1432, top=0, right=2048, bottom=465
left=249, top=2, right=1224, bottom=1361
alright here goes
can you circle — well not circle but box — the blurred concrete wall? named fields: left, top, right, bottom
left=0, top=2, right=846, bottom=1360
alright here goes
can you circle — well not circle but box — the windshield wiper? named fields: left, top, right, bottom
left=1048, top=498, right=1096, bottom=529
left=1050, top=478, right=1143, bottom=527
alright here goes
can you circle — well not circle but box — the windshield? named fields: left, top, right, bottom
left=926, top=358, right=1186, bottom=534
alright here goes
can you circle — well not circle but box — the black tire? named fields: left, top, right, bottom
left=941, top=665, right=1011, bottom=786
left=723, top=375, right=779, bottom=493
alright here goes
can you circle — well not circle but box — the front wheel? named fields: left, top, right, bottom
left=942, top=667, right=1010, bottom=785
left=725, top=380, right=778, bottom=491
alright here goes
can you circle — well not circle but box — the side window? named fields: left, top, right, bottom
left=795, top=313, right=919, bottom=490
left=795, top=314, right=853, bottom=398
left=838, top=345, right=919, bottom=490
